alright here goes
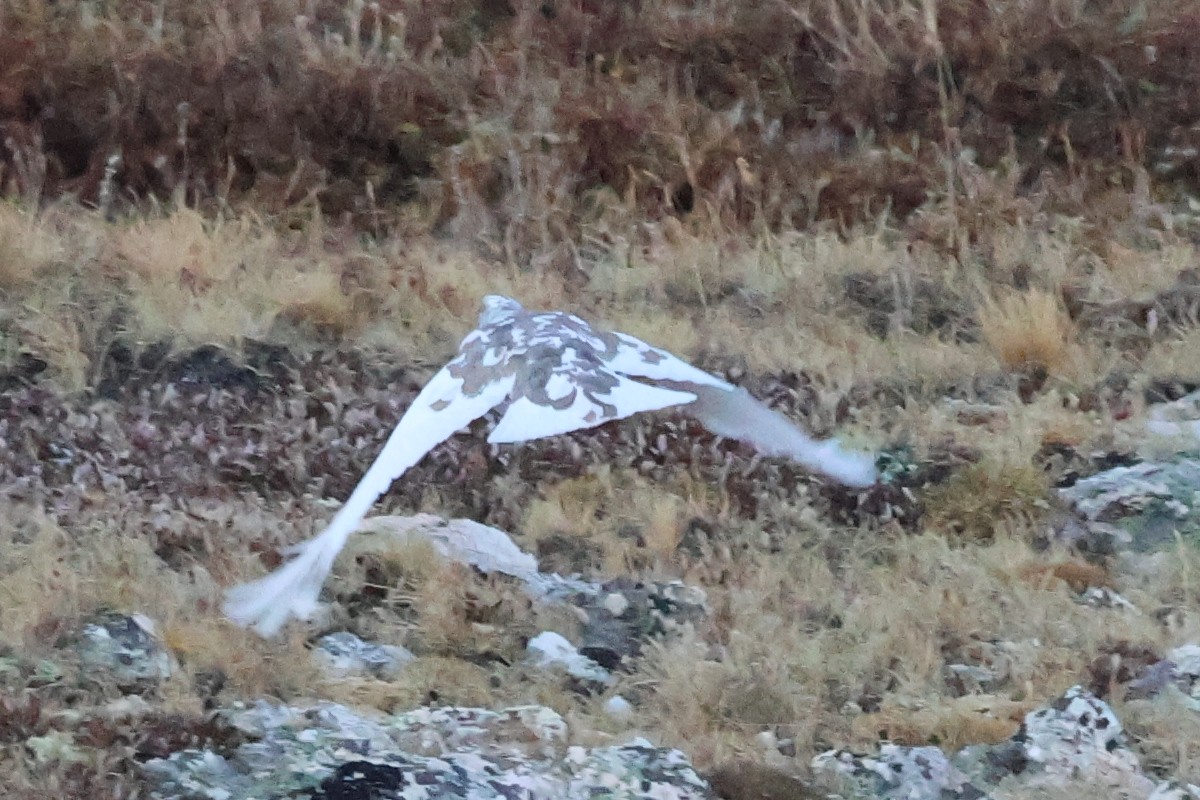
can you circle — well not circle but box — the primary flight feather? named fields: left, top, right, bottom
left=224, top=295, right=878, bottom=636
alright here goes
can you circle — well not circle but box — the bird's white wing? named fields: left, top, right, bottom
left=602, top=331, right=878, bottom=487
left=604, top=331, right=734, bottom=390
left=224, top=364, right=515, bottom=636
left=683, top=382, right=878, bottom=488
left=488, top=369, right=695, bottom=444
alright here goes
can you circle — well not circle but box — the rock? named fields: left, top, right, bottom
left=1080, top=586, right=1139, bottom=611
left=358, top=515, right=708, bottom=669
left=814, top=686, right=1175, bottom=799
left=603, top=695, right=634, bottom=721
left=1149, top=780, right=1200, bottom=799
left=943, top=663, right=1004, bottom=695
left=1017, top=686, right=1143, bottom=786
left=1126, top=658, right=1185, bottom=701
left=75, top=612, right=173, bottom=688
left=1170, top=644, right=1200, bottom=682
left=1058, top=456, right=1200, bottom=552
left=1146, top=389, right=1200, bottom=450
left=572, top=578, right=708, bottom=670
left=562, top=741, right=712, bottom=799
left=1118, top=644, right=1200, bottom=706
left=357, top=514, right=542, bottom=586
left=312, top=632, right=414, bottom=680
left=25, top=730, right=90, bottom=766
left=527, top=631, right=613, bottom=686
left=143, top=701, right=714, bottom=799
left=814, top=744, right=981, bottom=800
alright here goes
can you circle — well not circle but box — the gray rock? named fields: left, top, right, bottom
left=814, top=686, right=1173, bottom=799
left=1149, top=780, right=1200, bottom=799
left=312, top=632, right=414, bottom=680
left=572, top=577, right=708, bottom=670
left=943, top=663, right=1004, bottom=694
left=144, top=701, right=714, bottom=800
left=1146, top=389, right=1200, bottom=450
left=603, top=695, right=635, bottom=721
left=1169, top=643, right=1200, bottom=681
left=76, top=612, right=173, bottom=688
left=1017, top=685, right=1137, bottom=779
left=813, top=744, right=983, bottom=800
left=1127, top=658, right=1182, bottom=700
left=358, top=514, right=543, bottom=587
left=1058, top=457, right=1200, bottom=551
left=1080, top=586, right=1139, bottom=611
left=1121, top=644, right=1200, bottom=706
left=358, top=515, right=708, bottom=669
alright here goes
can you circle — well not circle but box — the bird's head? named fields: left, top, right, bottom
left=478, top=295, right=524, bottom=327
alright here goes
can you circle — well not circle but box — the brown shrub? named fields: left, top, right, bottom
left=0, top=0, right=1196, bottom=255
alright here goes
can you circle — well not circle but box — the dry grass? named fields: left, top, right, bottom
left=633, top=532, right=1194, bottom=769
left=1, top=1, right=1200, bottom=797
left=978, top=289, right=1076, bottom=376
left=520, top=467, right=712, bottom=574
left=922, top=458, right=1051, bottom=542
left=0, top=202, right=63, bottom=288
left=2, top=201, right=1199, bottom=793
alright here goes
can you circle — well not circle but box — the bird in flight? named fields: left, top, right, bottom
left=225, top=295, right=878, bottom=636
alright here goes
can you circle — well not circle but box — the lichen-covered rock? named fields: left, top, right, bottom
left=1017, top=686, right=1144, bottom=785
left=814, top=686, right=1173, bottom=799
left=563, top=741, right=711, bottom=799
left=358, top=514, right=708, bottom=670
left=813, top=744, right=983, bottom=800
left=76, top=612, right=173, bottom=688
left=312, top=632, right=414, bottom=680
left=143, top=701, right=713, bottom=800
left=1058, top=457, right=1200, bottom=551
left=570, top=577, right=708, bottom=670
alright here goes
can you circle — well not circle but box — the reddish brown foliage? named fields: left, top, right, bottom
left=0, top=0, right=1195, bottom=248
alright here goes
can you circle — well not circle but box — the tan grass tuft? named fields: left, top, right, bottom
left=1018, top=561, right=1113, bottom=593
left=922, top=459, right=1050, bottom=542
left=0, top=203, right=63, bottom=288
left=850, top=696, right=1025, bottom=750
left=978, top=289, right=1074, bottom=375
left=521, top=468, right=704, bottom=574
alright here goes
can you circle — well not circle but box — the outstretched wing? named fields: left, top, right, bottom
left=224, top=363, right=515, bottom=636
left=317, top=362, right=517, bottom=535
left=488, top=366, right=696, bottom=443
left=683, top=382, right=878, bottom=487
left=605, top=331, right=734, bottom=390
left=603, top=331, right=878, bottom=488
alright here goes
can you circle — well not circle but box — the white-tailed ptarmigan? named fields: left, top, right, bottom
left=224, top=295, right=877, bottom=636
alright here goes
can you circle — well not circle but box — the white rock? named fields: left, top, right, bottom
left=603, top=695, right=634, bottom=721
left=527, top=631, right=613, bottom=685
left=603, top=592, right=630, bottom=617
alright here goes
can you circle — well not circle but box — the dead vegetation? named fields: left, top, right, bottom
left=1, top=0, right=1200, bottom=798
